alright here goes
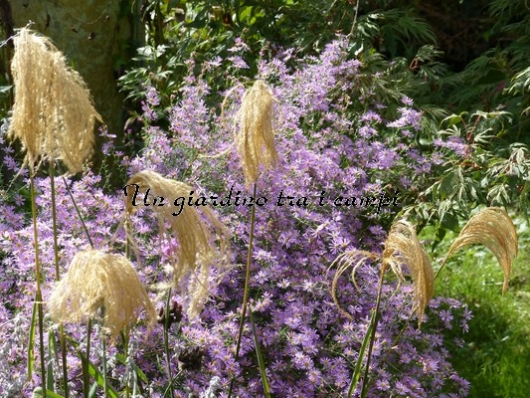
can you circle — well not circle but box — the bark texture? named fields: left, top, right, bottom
left=10, top=0, right=131, bottom=136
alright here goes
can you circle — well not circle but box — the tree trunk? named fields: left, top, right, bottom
left=9, top=0, right=135, bottom=142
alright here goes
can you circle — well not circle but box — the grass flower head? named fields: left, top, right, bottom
left=8, top=28, right=101, bottom=173
left=48, top=249, right=155, bottom=339
left=236, top=80, right=278, bottom=187
left=125, top=170, right=230, bottom=317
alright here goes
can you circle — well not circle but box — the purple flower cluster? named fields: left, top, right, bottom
left=0, top=36, right=472, bottom=397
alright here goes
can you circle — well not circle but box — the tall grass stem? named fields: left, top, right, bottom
left=82, top=319, right=92, bottom=398
left=163, top=288, right=175, bottom=397
left=30, top=172, right=47, bottom=397
left=228, top=183, right=258, bottom=397
left=360, top=264, right=387, bottom=398
left=61, top=176, right=94, bottom=248
left=49, top=161, right=70, bottom=397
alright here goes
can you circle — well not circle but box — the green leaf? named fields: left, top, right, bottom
left=439, top=171, right=457, bottom=199
left=32, top=388, right=65, bottom=398
left=78, top=352, right=119, bottom=398
left=116, top=353, right=148, bottom=383
left=347, top=309, right=376, bottom=398
left=27, top=299, right=38, bottom=379
left=47, top=332, right=57, bottom=391
left=250, top=312, right=271, bottom=398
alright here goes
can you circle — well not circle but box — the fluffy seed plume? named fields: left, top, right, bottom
left=329, top=250, right=379, bottom=319
left=442, top=207, right=518, bottom=294
left=48, top=249, right=156, bottom=339
left=124, top=170, right=230, bottom=317
left=236, top=80, right=278, bottom=187
left=330, top=220, right=434, bottom=325
left=8, top=28, right=101, bottom=173
left=383, top=220, right=434, bottom=325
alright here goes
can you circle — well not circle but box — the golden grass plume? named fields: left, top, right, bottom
left=8, top=28, right=101, bottom=173
left=124, top=170, right=230, bottom=317
left=236, top=80, right=278, bottom=187
left=329, top=250, right=379, bottom=319
left=383, top=220, right=434, bottom=325
left=442, top=207, right=518, bottom=295
left=48, top=249, right=155, bottom=339
left=330, top=220, right=434, bottom=325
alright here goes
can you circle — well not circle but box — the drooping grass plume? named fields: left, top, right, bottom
left=382, top=220, right=434, bottom=325
left=8, top=28, right=101, bottom=173
left=124, top=170, right=230, bottom=317
left=236, top=80, right=278, bottom=188
left=227, top=79, right=279, bottom=397
left=330, top=220, right=434, bottom=324
left=329, top=250, right=379, bottom=319
left=331, top=221, right=434, bottom=397
left=48, top=249, right=156, bottom=339
left=440, top=207, right=518, bottom=294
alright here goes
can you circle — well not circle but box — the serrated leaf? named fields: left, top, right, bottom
left=439, top=172, right=457, bottom=198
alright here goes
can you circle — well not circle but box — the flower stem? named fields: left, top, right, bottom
left=49, top=161, right=70, bottom=397
left=102, top=330, right=108, bottom=397
left=83, top=319, right=92, bottom=398
left=228, top=183, right=258, bottom=398
left=30, top=172, right=47, bottom=398
left=61, top=176, right=94, bottom=248
left=360, top=263, right=388, bottom=398
left=163, top=288, right=175, bottom=397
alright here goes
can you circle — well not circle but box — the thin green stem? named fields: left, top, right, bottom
left=360, top=264, right=387, bottom=398
left=122, top=329, right=131, bottom=398
left=228, top=183, right=258, bottom=398
left=30, top=172, right=47, bottom=398
left=163, top=288, right=175, bottom=397
left=61, top=176, right=96, bottom=396
left=49, top=161, right=70, bottom=398
left=83, top=319, right=92, bottom=398
left=61, top=176, right=94, bottom=248
left=102, top=331, right=108, bottom=398
left=434, top=256, right=449, bottom=281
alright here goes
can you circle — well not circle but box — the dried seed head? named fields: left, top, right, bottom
left=48, top=249, right=156, bottom=339
left=443, top=207, right=518, bottom=295
left=236, top=80, right=278, bottom=187
left=125, top=170, right=230, bottom=317
left=383, top=220, right=434, bottom=325
left=178, top=346, right=205, bottom=371
left=329, top=220, right=434, bottom=326
left=329, top=250, right=379, bottom=319
left=8, top=28, right=101, bottom=173
left=157, top=300, right=183, bottom=329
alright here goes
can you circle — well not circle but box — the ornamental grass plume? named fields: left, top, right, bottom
left=331, top=220, right=434, bottom=325
left=441, top=207, right=518, bottom=294
left=236, top=80, right=278, bottom=188
left=124, top=170, right=230, bottom=317
left=382, top=220, right=434, bottom=325
left=48, top=249, right=156, bottom=339
left=329, top=250, right=379, bottom=319
left=8, top=28, right=101, bottom=173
